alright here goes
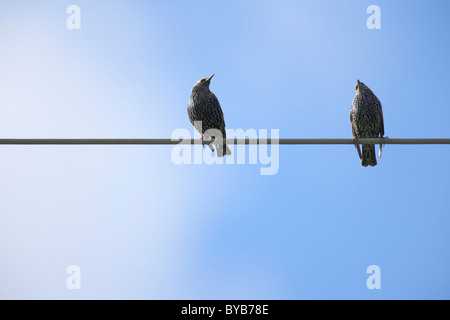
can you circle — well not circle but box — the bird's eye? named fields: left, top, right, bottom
left=201, top=79, right=205, bottom=82
left=355, top=85, right=359, bottom=90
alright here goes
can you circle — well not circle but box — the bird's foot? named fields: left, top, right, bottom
left=379, top=136, right=388, bottom=159
left=201, top=135, right=205, bottom=149
left=353, top=136, right=362, bottom=159
left=201, top=135, right=215, bottom=151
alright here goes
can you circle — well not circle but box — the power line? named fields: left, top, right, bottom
left=0, top=138, right=449, bottom=145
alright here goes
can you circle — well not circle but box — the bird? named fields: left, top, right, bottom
left=350, top=80, right=385, bottom=167
left=188, top=74, right=231, bottom=157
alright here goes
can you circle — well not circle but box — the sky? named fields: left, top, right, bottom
left=0, top=0, right=449, bottom=300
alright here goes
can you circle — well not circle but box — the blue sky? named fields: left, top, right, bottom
left=0, top=0, right=449, bottom=299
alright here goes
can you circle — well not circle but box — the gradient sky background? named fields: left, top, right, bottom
left=0, top=0, right=449, bottom=299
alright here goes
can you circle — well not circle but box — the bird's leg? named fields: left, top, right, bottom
left=379, top=136, right=389, bottom=158
left=353, top=136, right=362, bottom=160
left=201, top=135, right=215, bottom=151
left=209, top=136, right=215, bottom=152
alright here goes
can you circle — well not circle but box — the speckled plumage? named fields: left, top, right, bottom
left=188, top=74, right=231, bottom=157
left=350, top=80, right=385, bottom=167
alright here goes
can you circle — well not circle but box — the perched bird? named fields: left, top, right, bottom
left=188, top=74, right=231, bottom=157
left=350, top=80, right=385, bottom=167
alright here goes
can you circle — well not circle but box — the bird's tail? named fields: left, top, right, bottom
left=216, top=143, right=232, bottom=158
left=361, top=144, right=377, bottom=167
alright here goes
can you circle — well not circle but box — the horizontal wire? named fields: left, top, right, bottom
left=0, top=138, right=449, bottom=145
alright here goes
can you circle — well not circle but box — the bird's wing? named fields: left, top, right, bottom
left=350, top=111, right=356, bottom=138
left=378, top=105, right=385, bottom=158
left=379, top=107, right=385, bottom=137
left=350, top=110, right=362, bottom=160
left=212, top=94, right=227, bottom=138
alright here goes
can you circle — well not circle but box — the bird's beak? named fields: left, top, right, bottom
left=206, top=74, right=215, bottom=82
left=357, top=79, right=361, bottom=85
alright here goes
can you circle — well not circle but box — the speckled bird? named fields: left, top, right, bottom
left=188, top=74, right=231, bottom=157
left=350, top=80, right=385, bottom=167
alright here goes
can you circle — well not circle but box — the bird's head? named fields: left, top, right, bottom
left=193, top=74, right=214, bottom=90
left=355, top=79, right=370, bottom=94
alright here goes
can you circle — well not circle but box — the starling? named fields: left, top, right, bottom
left=188, top=74, right=231, bottom=157
left=350, top=80, right=385, bottom=167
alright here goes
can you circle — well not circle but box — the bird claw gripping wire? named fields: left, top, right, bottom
left=379, top=136, right=389, bottom=158
left=201, top=135, right=215, bottom=152
left=201, top=135, right=206, bottom=149
left=353, top=136, right=362, bottom=160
